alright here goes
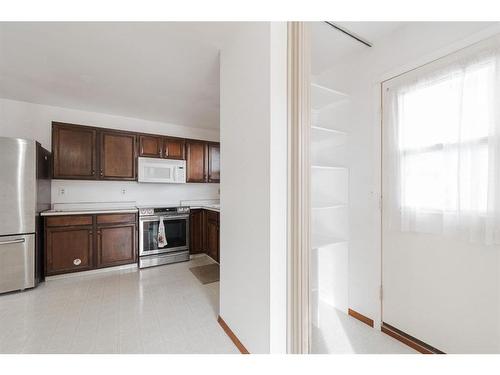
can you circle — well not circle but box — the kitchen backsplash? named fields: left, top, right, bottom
left=51, top=179, right=219, bottom=206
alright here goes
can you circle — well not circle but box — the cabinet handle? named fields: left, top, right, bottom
left=73, top=258, right=82, bottom=266
left=100, top=169, right=103, bottom=177
left=92, top=169, right=95, bottom=175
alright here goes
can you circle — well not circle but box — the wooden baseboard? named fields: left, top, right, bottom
left=348, top=308, right=374, bottom=328
left=217, top=316, right=250, bottom=354
left=381, top=322, right=444, bottom=354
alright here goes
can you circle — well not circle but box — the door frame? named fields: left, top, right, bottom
left=287, top=21, right=312, bottom=354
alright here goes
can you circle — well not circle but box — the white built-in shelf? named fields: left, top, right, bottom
left=312, top=203, right=347, bottom=210
left=312, top=233, right=348, bottom=249
left=311, top=165, right=348, bottom=171
left=311, top=125, right=347, bottom=136
left=311, top=83, right=349, bottom=110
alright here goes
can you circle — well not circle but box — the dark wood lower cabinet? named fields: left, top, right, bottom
left=189, top=209, right=205, bottom=254
left=45, top=226, right=94, bottom=275
left=206, top=213, right=219, bottom=262
left=189, top=209, right=219, bottom=262
left=45, top=213, right=137, bottom=276
left=97, top=223, right=136, bottom=268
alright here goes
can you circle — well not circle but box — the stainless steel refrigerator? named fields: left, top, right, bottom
left=0, top=137, right=51, bottom=293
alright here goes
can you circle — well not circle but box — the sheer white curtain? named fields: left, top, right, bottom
left=384, top=36, right=500, bottom=245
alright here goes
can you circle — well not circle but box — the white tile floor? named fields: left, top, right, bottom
left=0, top=254, right=414, bottom=354
left=0, top=255, right=238, bottom=354
left=312, top=301, right=416, bottom=354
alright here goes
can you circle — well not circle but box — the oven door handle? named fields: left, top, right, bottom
left=140, top=215, right=189, bottom=222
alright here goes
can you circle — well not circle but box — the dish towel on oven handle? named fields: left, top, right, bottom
left=157, top=216, right=168, bottom=248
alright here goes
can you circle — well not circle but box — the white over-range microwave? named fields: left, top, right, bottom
left=138, top=157, right=186, bottom=183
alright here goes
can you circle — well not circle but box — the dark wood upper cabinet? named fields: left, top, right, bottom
left=139, top=135, right=162, bottom=158
left=207, top=142, right=220, bottom=183
left=139, top=135, right=185, bottom=160
left=52, top=122, right=218, bottom=182
left=163, top=137, right=185, bottom=160
left=99, top=131, right=136, bottom=180
left=186, top=140, right=207, bottom=182
left=186, top=140, right=220, bottom=183
left=52, top=123, right=97, bottom=179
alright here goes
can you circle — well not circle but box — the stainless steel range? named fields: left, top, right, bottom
left=138, top=206, right=190, bottom=268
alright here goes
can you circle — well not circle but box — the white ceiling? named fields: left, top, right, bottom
left=311, top=21, right=404, bottom=75
left=0, top=22, right=236, bottom=129
left=0, top=22, right=404, bottom=130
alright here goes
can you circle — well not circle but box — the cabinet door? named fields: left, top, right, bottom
left=207, top=142, right=220, bottom=183
left=206, top=219, right=219, bottom=262
left=45, top=226, right=94, bottom=275
left=163, top=137, right=185, bottom=160
left=139, top=135, right=162, bottom=158
left=96, top=223, right=136, bottom=268
left=216, top=216, right=220, bottom=263
left=186, top=140, right=207, bottom=182
left=189, top=209, right=205, bottom=254
left=52, top=123, right=97, bottom=179
left=205, top=211, right=219, bottom=262
left=100, top=131, right=137, bottom=180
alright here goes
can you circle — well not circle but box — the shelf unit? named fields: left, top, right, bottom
left=312, top=125, right=347, bottom=135
left=310, top=81, right=349, bottom=315
left=312, top=233, right=347, bottom=249
left=311, top=83, right=349, bottom=110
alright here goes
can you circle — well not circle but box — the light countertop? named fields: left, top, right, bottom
left=41, top=201, right=219, bottom=216
left=189, top=204, right=220, bottom=212
left=41, top=208, right=139, bottom=216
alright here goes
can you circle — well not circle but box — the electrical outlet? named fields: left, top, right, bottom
left=121, top=188, right=126, bottom=195
left=59, top=188, right=65, bottom=196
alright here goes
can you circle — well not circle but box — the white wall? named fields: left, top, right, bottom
left=316, top=22, right=500, bottom=329
left=219, top=22, right=287, bottom=354
left=0, top=97, right=219, bottom=205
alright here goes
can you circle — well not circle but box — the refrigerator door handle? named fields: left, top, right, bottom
left=0, top=238, right=26, bottom=245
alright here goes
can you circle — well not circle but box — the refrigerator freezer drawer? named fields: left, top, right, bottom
left=0, top=234, right=35, bottom=293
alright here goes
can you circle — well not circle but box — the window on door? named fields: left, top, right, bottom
left=384, top=37, right=500, bottom=244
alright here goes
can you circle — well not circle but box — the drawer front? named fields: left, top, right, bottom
left=46, top=215, right=93, bottom=227
left=96, top=213, right=137, bottom=225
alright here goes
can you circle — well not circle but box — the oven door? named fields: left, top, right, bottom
left=139, top=215, right=189, bottom=256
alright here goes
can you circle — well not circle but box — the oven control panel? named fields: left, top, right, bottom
left=139, top=206, right=190, bottom=216
left=139, top=208, right=155, bottom=216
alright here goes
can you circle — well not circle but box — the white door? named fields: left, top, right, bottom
left=382, top=36, right=500, bottom=353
